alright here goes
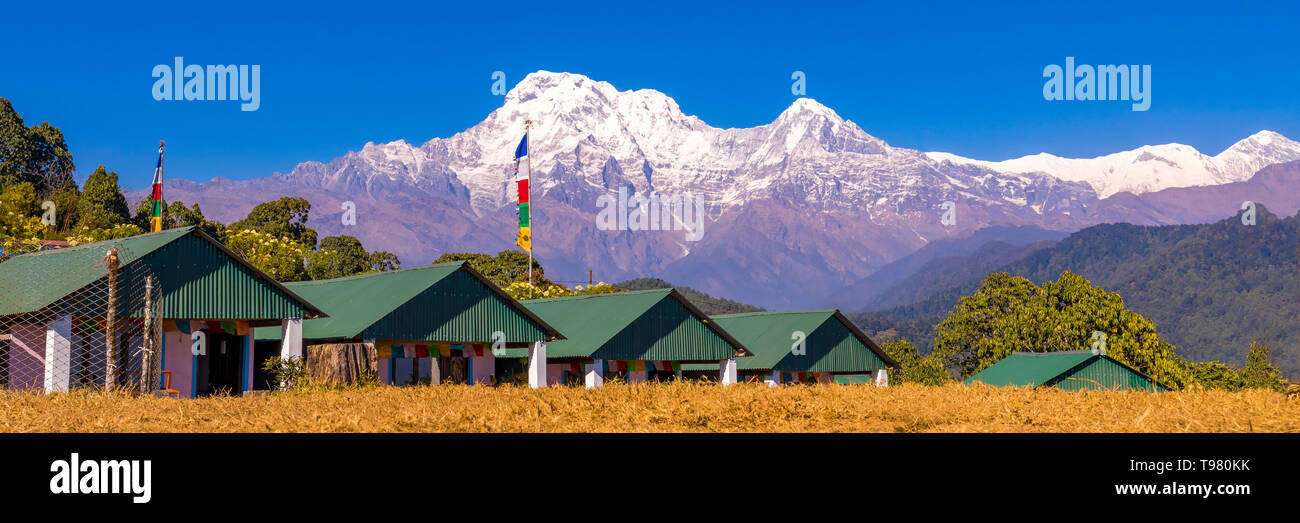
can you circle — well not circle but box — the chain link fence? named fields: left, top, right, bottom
left=0, top=246, right=163, bottom=394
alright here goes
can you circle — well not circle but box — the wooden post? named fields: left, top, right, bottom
left=103, top=248, right=119, bottom=391
left=140, top=276, right=155, bottom=394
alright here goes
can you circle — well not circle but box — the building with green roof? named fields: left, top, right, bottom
left=965, top=350, right=1167, bottom=391
left=0, top=227, right=324, bottom=397
left=520, top=289, right=751, bottom=387
left=683, top=310, right=897, bottom=386
left=260, top=261, right=563, bottom=388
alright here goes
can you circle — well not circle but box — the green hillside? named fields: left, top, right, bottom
left=851, top=206, right=1300, bottom=377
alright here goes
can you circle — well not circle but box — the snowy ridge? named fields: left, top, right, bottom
left=927, top=130, right=1300, bottom=198
left=284, top=71, right=1096, bottom=219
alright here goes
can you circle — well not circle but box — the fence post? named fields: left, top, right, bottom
left=103, top=248, right=119, bottom=391
left=139, top=275, right=155, bottom=395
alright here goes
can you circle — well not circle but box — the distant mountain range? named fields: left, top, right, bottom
left=852, top=202, right=1300, bottom=378
left=135, top=71, right=1300, bottom=309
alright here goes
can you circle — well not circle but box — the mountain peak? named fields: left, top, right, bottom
left=778, top=97, right=842, bottom=121
left=505, top=70, right=617, bottom=105
left=1224, top=130, right=1294, bottom=152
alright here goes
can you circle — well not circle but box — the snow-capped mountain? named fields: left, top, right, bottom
left=152, top=71, right=1300, bottom=308
left=927, top=130, right=1300, bottom=198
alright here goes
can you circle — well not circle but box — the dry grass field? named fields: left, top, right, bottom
left=1, top=382, right=1298, bottom=433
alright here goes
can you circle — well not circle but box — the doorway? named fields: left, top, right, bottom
left=195, top=331, right=244, bottom=396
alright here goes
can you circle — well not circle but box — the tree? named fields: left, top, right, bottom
left=435, top=250, right=548, bottom=288
left=1188, top=361, right=1243, bottom=391
left=131, top=198, right=225, bottom=238
left=880, top=339, right=950, bottom=386
left=0, top=98, right=34, bottom=191
left=0, top=98, right=76, bottom=196
left=47, top=186, right=79, bottom=232
left=1240, top=342, right=1287, bottom=392
left=306, top=235, right=401, bottom=280
left=932, top=271, right=1191, bottom=389
left=75, top=165, right=130, bottom=230
left=223, top=229, right=312, bottom=281
left=229, top=197, right=317, bottom=248
left=25, top=122, right=76, bottom=194
left=0, top=181, right=48, bottom=259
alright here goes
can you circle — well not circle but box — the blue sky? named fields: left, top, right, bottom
left=3, top=1, right=1298, bottom=190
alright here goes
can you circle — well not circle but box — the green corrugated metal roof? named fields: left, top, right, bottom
left=966, top=351, right=1166, bottom=391
left=521, top=289, right=749, bottom=361
left=711, top=310, right=895, bottom=373
left=0, top=227, right=322, bottom=320
left=267, top=262, right=561, bottom=343
left=683, top=310, right=897, bottom=373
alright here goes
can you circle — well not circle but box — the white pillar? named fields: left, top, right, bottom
left=43, top=315, right=72, bottom=393
left=585, top=358, right=604, bottom=389
left=429, top=357, right=441, bottom=385
left=527, top=341, right=547, bottom=388
left=763, top=370, right=780, bottom=387
left=874, top=368, right=889, bottom=387
left=280, top=317, right=303, bottom=359
left=719, top=358, right=737, bottom=386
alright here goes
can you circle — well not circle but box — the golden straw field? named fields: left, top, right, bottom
left=2, top=382, right=1298, bottom=433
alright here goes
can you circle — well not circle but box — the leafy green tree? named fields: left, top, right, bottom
left=1188, top=361, right=1243, bottom=391
left=880, top=339, right=950, bottom=386
left=1240, top=342, right=1287, bottom=392
left=0, top=98, right=35, bottom=192
left=25, top=122, right=76, bottom=194
left=0, top=98, right=76, bottom=196
left=305, top=235, right=400, bottom=280
left=368, top=250, right=400, bottom=272
left=308, top=235, right=371, bottom=279
left=0, top=182, right=49, bottom=258
left=435, top=250, right=547, bottom=288
left=47, top=186, right=79, bottom=232
left=131, top=198, right=226, bottom=238
left=223, top=229, right=311, bottom=281
left=229, top=197, right=317, bottom=248
left=74, top=165, right=130, bottom=230
left=933, top=271, right=1190, bottom=389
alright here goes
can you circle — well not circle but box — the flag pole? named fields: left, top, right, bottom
left=524, top=120, right=533, bottom=298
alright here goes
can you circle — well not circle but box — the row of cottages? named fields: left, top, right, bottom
left=0, top=226, right=898, bottom=394
left=0, top=227, right=322, bottom=397
left=966, top=351, right=1168, bottom=391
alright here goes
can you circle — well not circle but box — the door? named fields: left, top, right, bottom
left=195, top=330, right=243, bottom=396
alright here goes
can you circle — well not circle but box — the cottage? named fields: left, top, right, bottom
left=258, top=262, right=563, bottom=388
left=683, top=310, right=896, bottom=386
left=0, top=227, right=323, bottom=397
left=519, top=289, right=751, bottom=387
left=965, top=350, right=1167, bottom=391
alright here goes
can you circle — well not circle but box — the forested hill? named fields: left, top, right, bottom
left=852, top=206, right=1300, bottom=377
left=614, top=278, right=765, bottom=315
